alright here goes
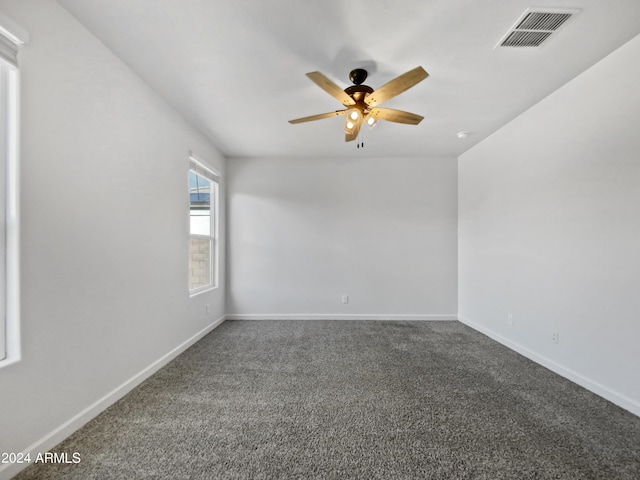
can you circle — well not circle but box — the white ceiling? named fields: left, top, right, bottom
left=57, top=0, right=640, bottom=158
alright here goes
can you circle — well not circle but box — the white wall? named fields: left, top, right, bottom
left=0, top=1, right=226, bottom=477
left=459, top=34, right=640, bottom=415
left=227, top=156, right=457, bottom=319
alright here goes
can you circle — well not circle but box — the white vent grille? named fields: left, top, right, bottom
left=496, top=7, right=580, bottom=48
left=516, top=12, right=572, bottom=31
left=501, top=30, right=552, bottom=47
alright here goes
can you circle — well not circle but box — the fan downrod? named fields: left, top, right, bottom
left=349, top=68, right=368, bottom=85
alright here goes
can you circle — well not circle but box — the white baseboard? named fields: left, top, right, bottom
left=458, top=315, right=640, bottom=418
left=0, top=315, right=226, bottom=480
left=226, top=313, right=458, bottom=321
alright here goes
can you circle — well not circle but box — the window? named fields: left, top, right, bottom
left=188, top=155, right=219, bottom=295
left=0, top=16, right=26, bottom=366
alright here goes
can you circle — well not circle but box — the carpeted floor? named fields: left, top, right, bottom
left=13, top=320, right=640, bottom=479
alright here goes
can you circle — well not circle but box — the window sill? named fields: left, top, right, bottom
left=0, top=355, right=21, bottom=370
left=189, top=285, right=218, bottom=298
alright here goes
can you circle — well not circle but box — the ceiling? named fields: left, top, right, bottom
left=57, top=0, right=640, bottom=159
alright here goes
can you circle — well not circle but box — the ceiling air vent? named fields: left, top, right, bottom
left=496, top=7, right=580, bottom=48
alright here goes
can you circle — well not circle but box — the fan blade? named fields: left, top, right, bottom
left=289, top=110, right=347, bottom=124
left=306, top=72, right=356, bottom=106
left=345, top=120, right=362, bottom=142
left=368, top=107, right=424, bottom=125
left=365, top=66, right=429, bottom=107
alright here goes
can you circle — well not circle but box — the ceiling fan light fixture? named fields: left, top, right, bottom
left=289, top=66, right=429, bottom=143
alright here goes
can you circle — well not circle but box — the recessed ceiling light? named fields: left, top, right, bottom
left=457, top=131, right=470, bottom=139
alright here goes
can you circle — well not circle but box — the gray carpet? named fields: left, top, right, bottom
left=13, top=320, right=640, bottom=479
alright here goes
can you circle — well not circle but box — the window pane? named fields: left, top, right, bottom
left=189, top=171, right=211, bottom=236
left=189, top=238, right=212, bottom=290
left=190, top=210, right=210, bottom=236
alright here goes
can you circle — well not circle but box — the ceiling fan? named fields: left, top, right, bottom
left=289, top=66, right=429, bottom=143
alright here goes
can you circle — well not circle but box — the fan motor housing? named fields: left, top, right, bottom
left=345, top=84, right=373, bottom=103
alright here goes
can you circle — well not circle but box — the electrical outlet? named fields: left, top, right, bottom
left=342, top=295, right=349, bottom=304
left=206, top=304, right=210, bottom=314
left=552, top=331, right=559, bottom=344
left=507, top=313, right=513, bottom=326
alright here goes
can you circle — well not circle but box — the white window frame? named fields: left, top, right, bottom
left=188, top=153, right=220, bottom=296
left=0, top=13, right=27, bottom=368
